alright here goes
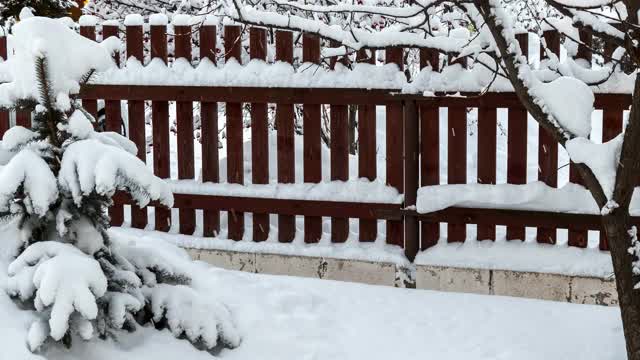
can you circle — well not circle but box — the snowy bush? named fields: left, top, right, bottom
left=1, top=15, right=240, bottom=353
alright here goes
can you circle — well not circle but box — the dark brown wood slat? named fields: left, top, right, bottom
left=505, top=33, right=530, bottom=242
left=224, top=25, right=245, bottom=241
left=126, top=24, right=148, bottom=230
left=329, top=41, right=350, bottom=243
left=447, top=106, right=467, bottom=242
left=568, top=29, right=594, bottom=248
left=477, top=106, right=497, bottom=240
left=0, top=35, right=8, bottom=137
left=357, top=49, right=378, bottom=242
left=80, top=25, right=98, bottom=122
left=175, top=24, right=196, bottom=235
left=151, top=23, right=171, bottom=232
left=276, top=30, right=296, bottom=243
left=599, top=106, right=624, bottom=250
left=419, top=48, right=441, bottom=249
left=105, top=99, right=124, bottom=225
left=404, top=100, right=419, bottom=261
left=250, top=27, right=270, bottom=242
left=385, top=47, right=404, bottom=248
left=537, top=30, right=559, bottom=244
left=16, top=111, right=31, bottom=127
left=116, top=192, right=403, bottom=220
left=102, top=24, right=124, bottom=227
left=102, top=25, right=121, bottom=67
left=302, top=33, right=322, bottom=243
left=200, top=24, right=220, bottom=237
left=79, top=85, right=632, bottom=108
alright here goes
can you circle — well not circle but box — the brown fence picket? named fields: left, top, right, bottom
left=224, top=25, right=245, bottom=241
left=447, top=106, right=467, bottom=243
left=568, top=29, right=593, bottom=248
left=150, top=22, right=171, bottom=232
left=385, top=47, right=404, bottom=247
left=126, top=23, right=147, bottom=229
left=79, top=24, right=98, bottom=119
left=419, top=48, right=440, bottom=249
left=275, top=30, right=295, bottom=243
left=506, top=33, right=529, bottom=241
left=357, top=49, right=377, bottom=242
left=250, top=27, right=270, bottom=242
left=200, top=24, right=220, bottom=237
left=599, top=106, right=624, bottom=250
left=0, top=34, right=9, bottom=137
left=404, top=98, right=419, bottom=260
left=477, top=106, right=497, bottom=240
left=175, top=23, right=196, bottom=235
left=537, top=30, right=560, bottom=244
left=329, top=41, right=349, bottom=243
left=102, top=22, right=124, bottom=226
left=302, top=33, right=322, bottom=243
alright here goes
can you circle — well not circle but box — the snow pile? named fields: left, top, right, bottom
left=92, top=58, right=406, bottom=89
left=417, top=182, right=602, bottom=214
left=566, top=135, right=623, bottom=200
left=415, top=239, right=613, bottom=278
left=0, top=16, right=116, bottom=108
left=529, top=76, right=595, bottom=138
left=168, top=178, right=403, bottom=204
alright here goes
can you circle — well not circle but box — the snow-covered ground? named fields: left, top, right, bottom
left=0, top=225, right=627, bottom=360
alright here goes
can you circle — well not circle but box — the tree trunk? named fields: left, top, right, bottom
left=604, top=212, right=640, bottom=360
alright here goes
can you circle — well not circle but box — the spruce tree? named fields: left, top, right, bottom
left=2, top=38, right=240, bottom=354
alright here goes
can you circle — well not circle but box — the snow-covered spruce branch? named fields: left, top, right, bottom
left=0, top=16, right=240, bottom=353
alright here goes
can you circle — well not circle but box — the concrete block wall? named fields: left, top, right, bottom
left=186, top=248, right=618, bottom=306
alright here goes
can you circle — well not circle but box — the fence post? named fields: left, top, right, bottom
left=250, top=27, right=270, bottom=242
left=506, top=33, right=530, bottom=241
left=102, top=20, right=124, bottom=226
left=404, top=99, right=419, bottom=261
left=600, top=106, right=624, bottom=250
left=275, top=30, right=296, bottom=243
left=329, top=40, right=349, bottom=243
left=477, top=105, right=497, bottom=240
left=357, top=49, right=378, bottom=242
left=0, top=31, right=9, bottom=137
left=567, top=29, right=593, bottom=248
left=175, top=18, right=196, bottom=235
left=302, top=33, right=322, bottom=243
left=447, top=58, right=467, bottom=243
left=79, top=16, right=98, bottom=120
left=224, top=25, right=245, bottom=241
left=150, top=15, right=171, bottom=232
left=537, top=29, right=559, bottom=244
left=386, top=47, right=405, bottom=248
left=419, top=48, right=440, bottom=249
left=200, top=19, right=220, bottom=237
left=125, top=16, right=148, bottom=230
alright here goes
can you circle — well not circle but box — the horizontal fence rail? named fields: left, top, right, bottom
left=1, top=21, right=637, bottom=262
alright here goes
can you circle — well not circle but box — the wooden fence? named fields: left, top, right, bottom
left=0, top=22, right=637, bottom=261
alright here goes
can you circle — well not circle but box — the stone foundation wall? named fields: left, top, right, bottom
left=186, top=248, right=618, bottom=306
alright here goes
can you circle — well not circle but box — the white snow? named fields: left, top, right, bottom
left=167, top=178, right=403, bottom=204
left=415, top=239, right=613, bottom=278
left=0, top=223, right=624, bottom=360
left=529, top=76, right=595, bottom=137
left=1, top=126, right=38, bottom=150
left=79, top=15, right=99, bottom=27
left=59, top=139, right=173, bottom=208
left=566, top=135, right=623, bottom=200
left=93, top=57, right=406, bottom=89
left=149, top=13, right=168, bottom=26
left=123, top=14, right=144, bottom=26
left=7, top=241, right=107, bottom=341
left=416, top=181, right=640, bottom=215
left=0, top=17, right=115, bottom=108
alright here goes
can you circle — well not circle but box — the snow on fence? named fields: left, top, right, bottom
left=0, top=20, right=638, bottom=262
